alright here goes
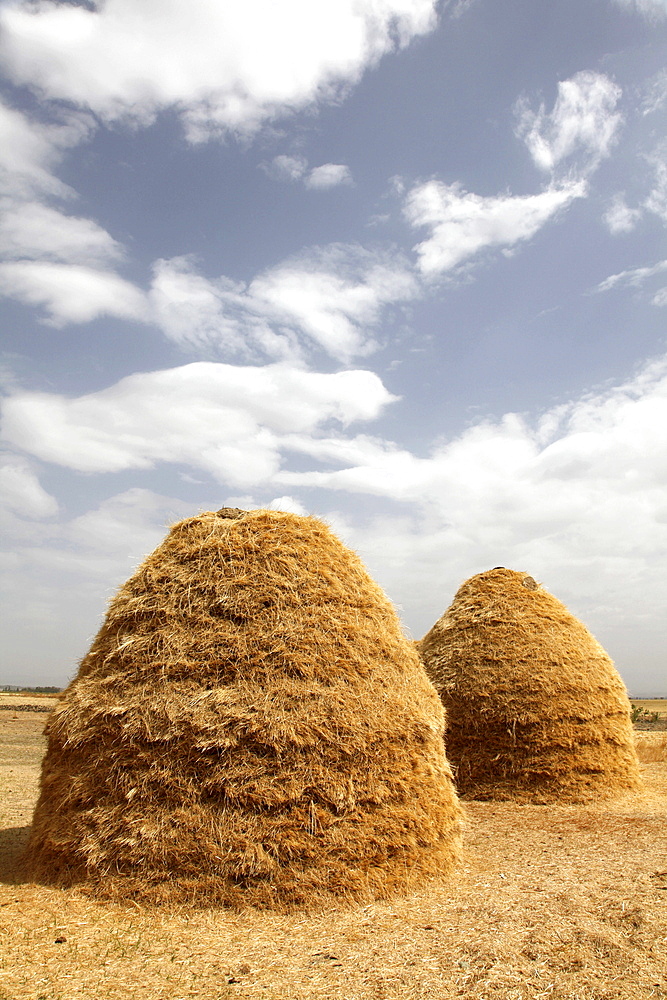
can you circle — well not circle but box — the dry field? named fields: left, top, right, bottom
left=630, top=701, right=666, bottom=716
left=630, top=701, right=667, bottom=733
left=1, top=699, right=666, bottom=1000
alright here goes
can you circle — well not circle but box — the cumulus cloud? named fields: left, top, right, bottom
left=0, top=200, right=124, bottom=265
left=1, top=361, right=397, bottom=487
left=265, top=154, right=309, bottom=182
left=150, top=245, right=417, bottom=362
left=0, top=452, right=58, bottom=519
left=515, top=71, right=623, bottom=176
left=305, top=163, right=353, bottom=189
left=0, top=99, right=91, bottom=200
left=265, top=156, right=353, bottom=189
left=247, top=245, right=417, bottom=359
left=149, top=258, right=267, bottom=358
left=266, top=495, right=309, bottom=515
left=3, top=355, right=667, bottom=691
left=603, top=194, right=643, bottom=234
left=269, top=355, right=667, bottom=688
left=404, top=179, right=584, bottom=276
left=0, top=0, right=438, bottom=140
left=274, top=355, right=667, bottom=552
left=0, top=261, right=148, bottom=325
left=0, top=98, right=140, bottom=321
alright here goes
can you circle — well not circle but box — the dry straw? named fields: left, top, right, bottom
left=418, top=568, right=642, bottom=804
left=26, top=508, right=462, bottom=908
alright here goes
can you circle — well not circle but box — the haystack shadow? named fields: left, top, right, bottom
left=0, top=825, right=31, bottom=885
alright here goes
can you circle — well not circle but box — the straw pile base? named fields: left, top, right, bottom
left=446, top=716, right=642, bottom=804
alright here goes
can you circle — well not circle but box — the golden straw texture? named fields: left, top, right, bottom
left=418, top=568, right=642, bottom=804
left=26, top=509, right=462, bottom=908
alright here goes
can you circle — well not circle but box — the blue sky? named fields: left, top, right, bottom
left=0, top=0, right=665, bottom=694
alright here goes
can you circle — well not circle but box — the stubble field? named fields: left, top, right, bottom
left=1, top=696, right=666, bottom=1000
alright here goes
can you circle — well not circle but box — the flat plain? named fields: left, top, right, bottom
left=630, top=701, right=666, bottom=714
left=1, top=696, right=666, bottom=1000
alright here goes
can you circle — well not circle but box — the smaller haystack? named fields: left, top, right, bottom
left=26, top=508, right=462, bottom=908
left=418, top=568, right=642, bottom=803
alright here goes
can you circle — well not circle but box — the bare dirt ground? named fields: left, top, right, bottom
left=1, top=705, right=666, bottom=1000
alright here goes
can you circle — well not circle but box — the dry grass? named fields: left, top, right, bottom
left=25, top=509, right=461, bottom=908
left=635, top=733, right=667, bottom=764
left=1, top=715, right=666, bottom=999
left=418, top=569, right=642, bottom=804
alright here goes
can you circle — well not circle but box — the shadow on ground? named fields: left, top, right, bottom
left=0, top=826, right=30, bottom=885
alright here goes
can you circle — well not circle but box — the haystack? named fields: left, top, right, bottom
left=418, top=568, right=642, bottom=804
left=26, top=509, right=462, bottom=908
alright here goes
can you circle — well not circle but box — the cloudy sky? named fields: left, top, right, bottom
left=0, top=0, right=665, bottom=694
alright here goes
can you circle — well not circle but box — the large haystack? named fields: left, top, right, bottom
left=418, top=568, right=642, bottom=804
left=26, top=509, right=462, bottom=908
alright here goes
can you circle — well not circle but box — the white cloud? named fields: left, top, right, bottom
left=3, top=356, right=667, bottom=693
left=596, top=253, right=667, bottom=306
left=274, top=355, right=667, bottom=537
left=0, top=261, right=148, bottom=325
left=149, top=257, right=270, bottom=359
left=603, top=143, right=667, bottom=234
left=444, top=0, right=478, bottom=16
left=265, top=157, right=353, bottom=189
left=305, top=163, right=353, bottom=189
left=404, top=179, right=584, bottom=276
left=612, top=0, right=667, bottom=19
left=0, top=0, right=439, bottom=140
left=594, top=259, right=667, bottom=293
left=266, top=154, right=309, bottom=182
left=0, top=199, right=124, bottom=265
left=0, top=99, right=91, bottom=200
left=1, top=362, right=397, bottom=488
left=641, top=69, right=667, bottom=115
left=266, top=495, right=309, bottom=515
left=603, top=194, right=642, bottom=234
left=0, top=452, right=58, bottom=519
left=270, top=356, right=667, bottom=688
left=644, top=144, right=667, bottom=223
left=247, top=245, right=417, bottom=360
left=150, top=246, right=418, bottom=363
left=0, top=98, right=137, bottom=321
left=515, top=71, right=623, bottom=175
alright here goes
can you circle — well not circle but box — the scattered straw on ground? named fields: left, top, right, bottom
left=1, top=724, right=665, bottom=1000
left=635, top=733, right=667, bottom=764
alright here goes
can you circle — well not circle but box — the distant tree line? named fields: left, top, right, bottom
left=1, top=685, right=62, bottom=693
